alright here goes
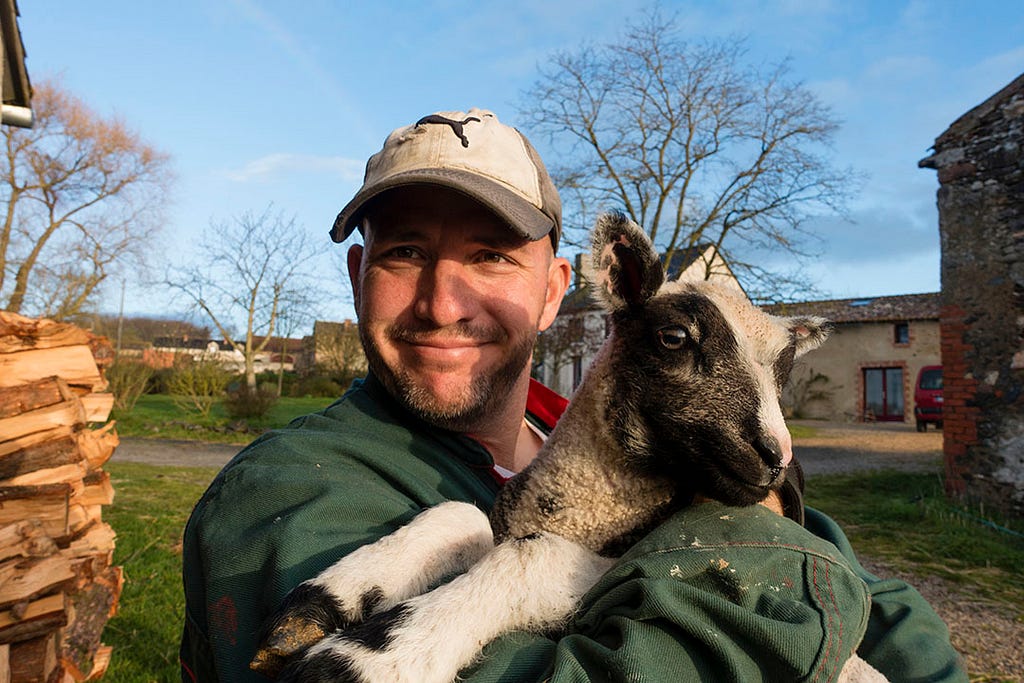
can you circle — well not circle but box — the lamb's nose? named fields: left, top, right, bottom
left=754, top=434, right=784, bottom=467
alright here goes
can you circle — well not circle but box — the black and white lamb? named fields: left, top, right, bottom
left=251, top=212, right=886, bottom=682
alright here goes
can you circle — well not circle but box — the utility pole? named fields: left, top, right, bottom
left=115, top=278, right=126, bottom=360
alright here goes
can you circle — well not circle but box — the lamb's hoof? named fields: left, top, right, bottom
left=250, top=614, right=327, bottom=676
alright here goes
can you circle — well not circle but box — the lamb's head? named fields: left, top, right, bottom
left=589, top=212, right=829, bottom=507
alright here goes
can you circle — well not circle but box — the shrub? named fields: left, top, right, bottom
left=224, top=384, right=278, bottom=420
left=166, top=356, right=231, bottom=418
left=291, top=374, right=345, bottom=398
left=106, top=360, right=155, bottom=411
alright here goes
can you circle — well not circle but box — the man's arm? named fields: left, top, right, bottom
left=805, top=507, right=967, bottom=682
left=462, top=501, right=875, bottom=682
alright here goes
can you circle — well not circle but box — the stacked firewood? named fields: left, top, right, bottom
left=0, top=311, right=121, bottom=682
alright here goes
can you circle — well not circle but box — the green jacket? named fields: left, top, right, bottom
left=181, top=375, right=965, bottom=682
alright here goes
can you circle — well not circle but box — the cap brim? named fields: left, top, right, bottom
left=330, top=169, right=556, bottom=243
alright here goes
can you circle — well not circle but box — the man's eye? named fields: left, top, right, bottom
left=388, top=246, right=421, bottom=259
left=479, top=251, right=513, bottom=265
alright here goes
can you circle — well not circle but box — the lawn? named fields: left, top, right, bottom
left=102, top=462, right=219, bottom=682
left=111, top=394, right=334, bottom=443
left=97, top=463, right=1024, bottom=681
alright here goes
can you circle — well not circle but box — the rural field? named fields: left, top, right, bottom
left=100, top=407, right=1023, bottom=682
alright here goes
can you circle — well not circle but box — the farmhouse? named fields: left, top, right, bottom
left=764, top=293, right=940, bottom=422
left=537, top=241, right=941, bottom=425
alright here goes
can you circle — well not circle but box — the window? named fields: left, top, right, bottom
left=572, top=356, right=584, bottom=390
left=894, top=322, right=909, bottom=345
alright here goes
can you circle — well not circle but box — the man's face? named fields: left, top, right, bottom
left=348, top=186, right=570, bottom=432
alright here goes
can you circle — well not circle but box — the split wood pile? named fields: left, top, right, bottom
left=0, top=311, right=120, bottom=682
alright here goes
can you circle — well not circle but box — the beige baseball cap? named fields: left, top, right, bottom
left=331, top=108, right=562, bottom=248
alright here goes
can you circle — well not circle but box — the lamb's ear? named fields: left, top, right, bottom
left=588, top=212, right=663, bottom=311
left=789, top=316, right=831, bottom=357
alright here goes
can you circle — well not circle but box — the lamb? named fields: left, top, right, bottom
left=251, top=212, right=886, bottom=682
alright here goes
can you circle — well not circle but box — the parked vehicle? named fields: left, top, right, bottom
left=914, top=365, right=943, bottom=432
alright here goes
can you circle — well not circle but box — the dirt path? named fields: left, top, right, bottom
left=114, top=421, right=1021, bottom=680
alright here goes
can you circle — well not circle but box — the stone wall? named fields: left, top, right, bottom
left=919, top=72, right=1024, bottom=516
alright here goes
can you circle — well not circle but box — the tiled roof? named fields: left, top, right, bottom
left=560, top=243, right=722, bottom=315
left=762, top=292, right=940, bottom=323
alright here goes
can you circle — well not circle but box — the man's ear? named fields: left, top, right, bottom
left=347, top=244, right=364, bottom=309
left=539, top=255, right=572, bottom=332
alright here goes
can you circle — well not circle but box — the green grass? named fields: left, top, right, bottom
left=98, top=462, right=1024, bottom=681
left=103, top=461, right=219, bottom=682
left=787, top=422, right=818, bottom=440
left=110, top=394, right=334, bottom=443
left=804, top=470, right=1024, bottom=608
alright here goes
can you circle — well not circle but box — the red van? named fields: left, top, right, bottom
left=914, top=365, right=943, bottom=432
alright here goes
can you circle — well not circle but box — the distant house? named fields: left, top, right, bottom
left=764, top=293, right=940, bottom=422
left=295, top=320, right=366, bottom=379
left=148, top=335, right=304, bottom=373
left=535, top=244, right=743, bottom=395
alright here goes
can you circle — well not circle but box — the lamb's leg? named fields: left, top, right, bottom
left=251, top=501, right=494, bottom=677
left=837, top=653, right=889, bottom=683
left=278, top=532, right=616, bottom=683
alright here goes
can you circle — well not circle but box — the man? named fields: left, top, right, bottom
left=181, top=109, right=965, bottom=681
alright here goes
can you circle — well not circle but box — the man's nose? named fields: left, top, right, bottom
left=414, top=259, right=477, bottom=326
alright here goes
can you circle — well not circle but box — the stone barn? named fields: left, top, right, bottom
left=918, top=72, right=1024, bottom=517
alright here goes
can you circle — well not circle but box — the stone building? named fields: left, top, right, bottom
left=765, top=293, right=940, bottom=423
left=295, top=320, right=366, bottom=380
left=918, top=72, right=1024, bottom=516
left=536, top=244, right=741, bottom=395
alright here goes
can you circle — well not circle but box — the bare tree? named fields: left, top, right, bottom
left=534, top=312, right=605, bottom=395
left=0, top=79, right=172, bottom=318
left=166, top=206, right=325, bottom=390
left=520, top=9, right=855, bottom=301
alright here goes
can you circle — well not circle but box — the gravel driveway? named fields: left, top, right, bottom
left=113, top=421, right=1021, bottom=680
left=113, top=419, right=945, bottom=474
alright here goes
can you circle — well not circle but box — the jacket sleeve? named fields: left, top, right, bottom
left=804, top=507, right=968, bottom=683
left=462, top=502, right=874, bottom=682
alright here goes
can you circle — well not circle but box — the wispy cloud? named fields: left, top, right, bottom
left=225, top=153, right=364, bottom=183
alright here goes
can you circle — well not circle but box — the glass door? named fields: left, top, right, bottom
left=863, top=367, right=904, bottom=421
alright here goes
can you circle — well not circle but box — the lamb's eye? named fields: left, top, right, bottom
left=657, top=326, right=688, bottom=350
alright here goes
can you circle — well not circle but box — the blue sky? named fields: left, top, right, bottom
left=17, top=1, right=1024, bottom=330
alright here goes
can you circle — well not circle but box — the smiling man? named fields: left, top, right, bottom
left=351, top=185, right=568, bottom=471
left=180, top=109, right=965, bottom=682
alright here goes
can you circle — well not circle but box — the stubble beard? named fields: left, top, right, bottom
left=361, top=322, right=537, bottom=433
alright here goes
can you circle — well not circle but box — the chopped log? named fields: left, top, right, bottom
left=0, top=521, right=57, bottom=563
left=0, top=594, right=67, bottom=645
left=0, top=464, right=89, bottom=490
left=0, top=378, right=75, bottom=419
left=0, top=346, right=105, bottom=392
left=73, top=426, right=117, bottom=472
left=0, top=554, right=76, bottom=607
left=0, top=426, right=76, bottom=461
left=61, top=566, right=119, bottom=678
left=0, top=312, right=91, bottom=354
left=8, top=632, right=58, bottom=682
left=77, top=395, right=112, bottom=425
left=65, top=524, right=115, bottom=560
left=83, top=645, right=112, bottom=681
left=0, top=643, right=8, bottom=682
left=0, top=436, right=83, bottom=482
left=0, top=400, right=87, bottom=445
left=0, top=485, right=71, bottom=539
left=75, top=474, right=113, bottom=508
